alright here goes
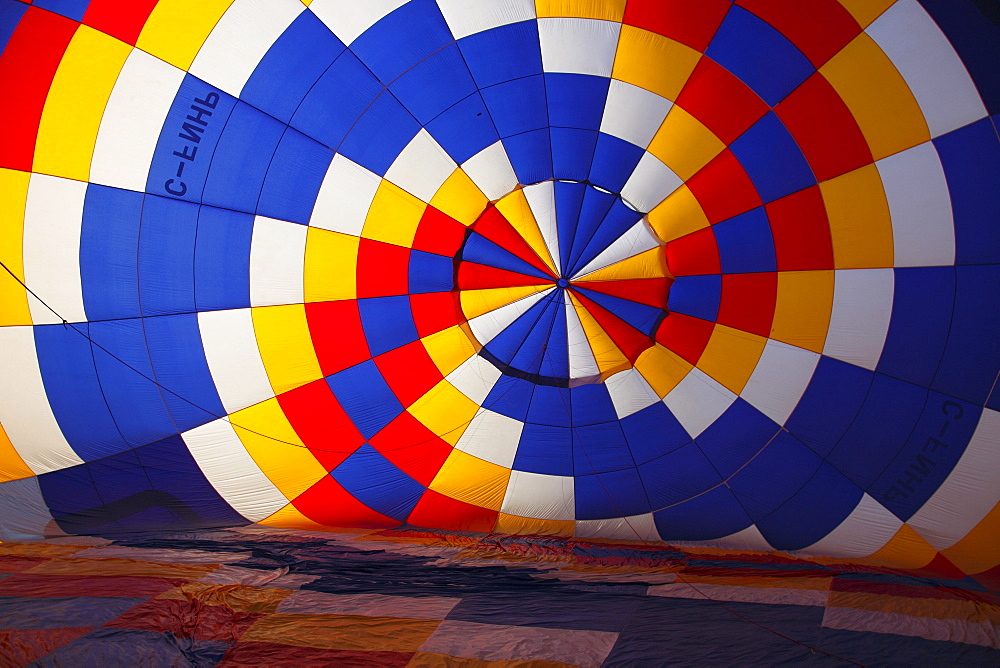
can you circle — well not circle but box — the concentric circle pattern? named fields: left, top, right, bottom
left=0, top=0, right=998, bottom=576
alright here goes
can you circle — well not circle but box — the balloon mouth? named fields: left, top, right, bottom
left=556, top=278, right=570, bottom=288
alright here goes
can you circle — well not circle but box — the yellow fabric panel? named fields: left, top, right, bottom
left=612, top=26, right=700, bottom=101
left=634, top=343, right=693, bottom=398
left=820, top=164, right=893, bottom=269
left=696, top=325, right=767, bottom=395
left=460, top=285, right=551, bottom=321
left=429, top=168, right=488, bottom=226
left=33, top=26, right=131, bottom=181
left=244, top=613, right=440, bottom=652
left=940, top=501, right=1000, bottom=575
left=137, top=0, right=235, bottom=71
left=820, top=35, right=929, bottom=161
left=251, top=304, right=323, bottom=395
left=421, top=325, right=477, bottom=376
left=535, top=0, right=625, bottom=21
left=770, top=270, right=834, bottom=354
left=495, top=189, right=558, bottom=274
left=429, top=448, right=510, bottom=511
left=259, top=503, right=348, bottom=531
left=230, top=398, right=327, bottom=500
left=0, top=169, right=30, bottom=326
left=575, top=247, right=669, bottom=283
left=408, top=379, right=480, bottom=446
left=0, top=423, right=34, bottom=483
left=648, top=105, right=725, bottom=181
left=496, top=513, right=575, bottom=538
left=568, top=292, right=630, bottom=377
left=647, top=185, right=709, bottom=244
left=863, top=524, right=938, bottom=570
left=837, top=0, right=895, bottom=28
left=303, top=228, right=358, bottom=302
left=362, top=180, right=426, bottom=248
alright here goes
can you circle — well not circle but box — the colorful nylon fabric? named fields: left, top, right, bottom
left=0, top=0, right=998, bottom=585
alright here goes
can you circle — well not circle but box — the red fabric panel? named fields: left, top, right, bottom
left=687, top=149, right=762, bottom=225
left=675, top=57, right=769, bottom=144
left=471, top=206, right=555, bottom=278
left=456, top=262, right=551, bottom=290
left=220, top=642, right=414, bottom=668
left=292, top=476, right=399, bottom=529
left=0, top=573, right=181, bottom=598
left=622, top=0, right=732, bottom=52
left=277, top=379, right=364, bottom=472
left=105, top=597, right=264, bottom=642
left=374, top=340, right=443, bottom=408
left=409, top=292, right=462, bottom=338
left=765, top=186, right=834, bottom=271
left=0, top=555, right=48, bottom=573
left=0, top=629, right=93, bottom=667
left=717, top=272, right=778, bottom=338
left=356, top=239, right=410, bottom=299
left=411, top=206, right=467, bottom=258
left=573, top=290, right=652, bottom=363
left=655, top=312, right=714, bottom=365
left=306, top=300, right=371, bottom=376
left=736, top=0, right=861, bottom=67
left=408, top=490, right=499, bottom=533
left=578, top=278, right=672, bottom=310
left=82, top=0, right=158, bottom=45
left=369, top=412, right=451, bottom=487
left=664, top=228, right=720, bottom=277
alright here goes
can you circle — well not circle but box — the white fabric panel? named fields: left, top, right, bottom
left=502, top=470, right=575, bottom=521
left=0, top=326, right=83, bottom=474
left=189, top=0, right=303, bottom=97
left=468, top=288, right=551, bottom=345
left=182, top=418, right=289, bottom=522
left=620, top=152, right=683, bottom=214
left=437, top=0, right=535, bottom=39
left=713, top=524, right=774, bottom=552
left=461, top=141, right=518, bottom=201
left=908, top=408, right=1000, bottom=550
left=522, top=181, right=561, bottom=272
left=384, top=129, right=457, bottom=203
left=249, top=216, right=306, bottom=307
left=564, top=291, right=601, bottom=382
left=309, top=154, right=381, bottom=236
left=823, top=269, right=894, bottom=371
left=309, top=0, right=407, bottom=45
left=91, top=50, right=185, bottom=192
left=447, top=355, right=502, bottom=404
left=576, top=513, right=660, bottom=542
left=877, top=142, right=954, bottom=267
left=23, top=174, right=87, bottom=325
left=198, top=308, right=274, bottom=414
left=600, top=80, right=673, bottom=148
left=605, top=368, right=660, bottom=419
left=572, top=220, right=659, bottom=279
left=455, top=409, right=523, bottom=468
left=0, top=476, right=63, bottom=541
left=867, top=0, right=987, bottom=138
left=538, top=18, right=620, bottom=77
left=803, top=493, right=902, bottom=559
left=663, top=367, right=737, bottom=439
left=741, top=340, right=821, bottom=426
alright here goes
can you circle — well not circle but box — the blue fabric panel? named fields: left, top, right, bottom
left=142, top=314, right=224, bottom=431
left=88, top=319, right=177, bottom=448
left=33, top=0, right=89, bottom=22
left=326, top=360, right=404, bottom=440
left=568, top=195, right=639, bottom=277
left=573, top=422, right=635, bottom=475
left=147, top=76, right=237, bottom=203
left=785, top=356, right=872, bottom=458
left=483, top=296, right=555, bottom=370
left=513, top=423, right=573, bottom=476
left=0, top=0, right=28, bottom=57
left=193, top=206, right=253, bottom=311
left=877, top=267, right=954, bottom=387
left=653, top=483, right=752, bottom=541
left=932, top=265, right=1000, bottom=404
left=575, top=287, right=662, bottom=336
left=80, top=184, right=142, bottom=321
left=240, top=10, right=345, bottom=123
left=537, top=290, right=569, bottom=380
left=503, top=129, right=554, bottom=184
left=40, top=629, right=229, bottom=667
left=920, top=0, right=1000, bottom=114
left=339, top=91, right=421, bottom=175
left=332, top=444, right=424, bottom=520
left=550, top=127, right=599, bottom=182
left=257, top=128, right=334, bottom=224
left=756, top=461, right=863, bottom=550
left=481, top=75, right=548, bottom=137
left=729, top=112, right=815, bottom=203
left=575, top=468, right=651, bottom=520
left=202, top=102, right=285, bottom=214
left=0, top=597, right=144, bottom=630
left=357, top=295, right=419, bottom=357
left=570, top=383, right=618, bottom=427
left=290, top=49, right=383, bottom=151
left=668, top=275, right=722, bottom=321
left=408, top=250, right=454, bottom=293
left=425, top=93, right=500, bottom=164
left=349, top=0, right=451, bottom=84
left=695, top=399, right=781, bottom=479
left=545, top=73, right=610, bottom=131
left=461, top=231, right=552, bottom=280
left=447, top=590, right=642, bottom=633
left=827, top=373, right=927, bottom=491
left=138, top=194, right=198, bottom=317
left=553, top=180, right=589, bottom=271
left=621, top=401, right=691, bottom=465
left=563, top=186, right=617, bottom=274
left=459, top=20, right=542, bottom=89
left=870, top=393, right=980, bottom=521
left=712, top=207, right=777, bottom=273
left=587, top=133, right=645, bottom=193
left=705, top=6, right=813, bottom=106
left=390, top=43, right=476, bottom=124
left=526, top=384, right=572, bottom=427
left=728, top=431, right=823, bottom=523
left=34, top=323, right=129, bottom=461
left=508, top=295, right=563, bottom=377
left=483, top=374, right=535, bottom=422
